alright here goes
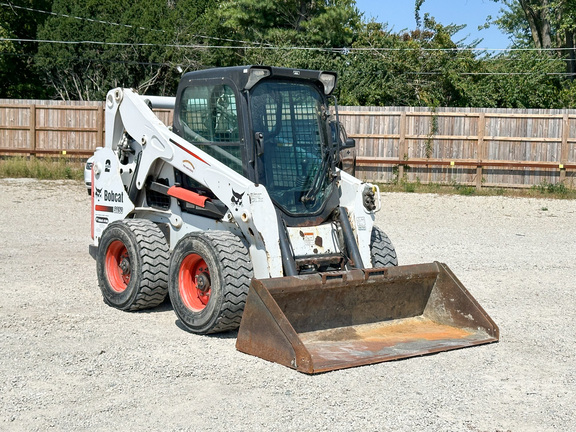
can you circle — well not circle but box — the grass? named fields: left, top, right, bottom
left=0, top=156, right=85, bottom=181
left=378, top=179, right=576, bottom=200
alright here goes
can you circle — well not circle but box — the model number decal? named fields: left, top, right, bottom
left=95, top=205, right=123, bottom=214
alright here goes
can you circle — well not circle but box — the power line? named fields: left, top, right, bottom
left=0, top=51, right=168, bottom=66
left=404, top=71, right=576, bottom=76
left=0, top=2, right=269, bottom=47
left=3, top=36, right=576, bottom=55
left=1, top=2, right=165, bottom=32
left=348, top=46, right=576, bottom=53
left=1, top=48, right=567, bottom=65
left=0, top=37, right=274, bottom=51
left=1, top=52, right=571, bottom=77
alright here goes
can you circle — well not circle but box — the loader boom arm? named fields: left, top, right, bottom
left=99, top=88, right=283, bottom=278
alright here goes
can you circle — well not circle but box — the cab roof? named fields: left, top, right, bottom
left=180, top=66, right=337, bottom=95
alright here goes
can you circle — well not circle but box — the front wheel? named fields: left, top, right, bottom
left=168, top=231, right=253, bottom=334
left=96, top=219, right=169, bottom=311
left=370, top=225, right=398, bottom=268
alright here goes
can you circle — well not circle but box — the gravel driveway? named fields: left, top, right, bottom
left=1, top=178, right=574, bottom=431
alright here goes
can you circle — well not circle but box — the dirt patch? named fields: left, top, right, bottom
left=1, top=178, right=574, bottom=431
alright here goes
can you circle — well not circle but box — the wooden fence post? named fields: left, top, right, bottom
left=560, top=113, right=569, bottom=184
left=96, top=104, right=104, bottom=149
left=398, top=112, right=407, bottom=180
left=476, top=113, right=485, bottom=190
left=30, top=104, right=36, bottom=157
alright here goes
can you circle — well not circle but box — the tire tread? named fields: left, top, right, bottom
left=370, top=226, right=398, bottom=268
left=203, top=231, right=253, bottom=333
left=101, top=219, right=169, bottom=311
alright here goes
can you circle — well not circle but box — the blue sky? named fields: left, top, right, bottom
left=354, top=0, right=512, bottom=49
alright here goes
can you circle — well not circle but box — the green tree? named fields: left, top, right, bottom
left=35, top=0, right=215, bottom=100
left=336, top=16, right=483, bottom=107
left=201, top=0, right=361, bottom=67
left=489, top=0, right=576, bottom=77
left=338, top=13, right=573, bottom=108
left=0, top=1, right=53, bottom=98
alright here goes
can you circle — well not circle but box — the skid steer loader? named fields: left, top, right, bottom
left=89, top=66, right=498, bottom=374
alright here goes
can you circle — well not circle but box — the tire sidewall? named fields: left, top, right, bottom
left=169, top=234, right=225, bottom=334
left=97, top=221, right=142, bottom=309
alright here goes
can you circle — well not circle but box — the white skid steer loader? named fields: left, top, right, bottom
left=89, top=66, right=498, bottom=374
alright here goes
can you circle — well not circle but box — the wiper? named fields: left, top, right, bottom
left=301, top=150, right=331, bottom=204
left=301, top=113, right=337, bottom=204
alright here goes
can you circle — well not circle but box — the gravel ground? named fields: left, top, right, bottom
left=1, top=178, right=574, bottom=432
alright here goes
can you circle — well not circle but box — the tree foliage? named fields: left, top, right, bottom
left=216, top=0, right=360, bottom=47
left=198, top=0, right=361, bottom=68
left=0, top=0, right=575, bottom=107
left=35, top=0, right=216, bottom=100
left=0, top=0, right=53, bottom=98
left=489, top=0, right=576, bottom=76
left=334, top=15, right=571, bottom=108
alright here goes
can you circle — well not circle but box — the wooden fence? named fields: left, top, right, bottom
left=340, top=106, right=576, bottom=188
left=0, top=99, right=172, bottom=157
left=1, top=100, right=575, bottom=188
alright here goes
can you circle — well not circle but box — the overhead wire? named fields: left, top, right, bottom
left=1, top=40, right=573, bottom=76
left=3, top=36, right=576, bottom=53
left=3, top=2, right=576, bottom=53
left=0, top=2, right=270, bottom=47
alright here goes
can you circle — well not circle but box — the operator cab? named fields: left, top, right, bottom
left=173, top=66, right=349, bottom=225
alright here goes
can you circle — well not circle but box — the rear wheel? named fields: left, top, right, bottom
left=370, top=225, right=398, bottom=268
left=97, top=219, right=169, bottom=311
left=169, top=231, right=253, bottom=334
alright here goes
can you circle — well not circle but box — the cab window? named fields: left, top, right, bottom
left=178, top=84, right=243, bottom=173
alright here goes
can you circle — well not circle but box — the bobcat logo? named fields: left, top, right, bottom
left=231, top=190, right=244, bottom=207
left=94, top=187, right=102, bottom=199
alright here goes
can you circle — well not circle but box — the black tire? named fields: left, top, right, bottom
left=168, top=231, right=253, bottom=334
left=370, top=225, right=398, bottom=267
left=97, top=219, right=169, bottom=311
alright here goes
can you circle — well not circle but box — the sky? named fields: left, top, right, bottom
left=354, top=0, right=512, bottom=49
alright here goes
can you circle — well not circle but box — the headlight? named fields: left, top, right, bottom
left=362, top=185, right=377, bottom=211
left=319, top=72, right=337, bottom=95
left=244, top=67, right=271, bottom=90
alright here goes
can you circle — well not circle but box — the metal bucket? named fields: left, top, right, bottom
left=236, top=262, right=499, bottom=374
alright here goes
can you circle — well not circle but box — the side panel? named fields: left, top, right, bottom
left=91, top=147, right=135, bottom=244
left=338, top=170, right=378, bottom=267
left=286, top=224, right=341, bottom=257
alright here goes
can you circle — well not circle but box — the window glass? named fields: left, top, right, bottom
left=250, top=80, right=332, bottom=215
left=179, top=84, right=243, bottom=173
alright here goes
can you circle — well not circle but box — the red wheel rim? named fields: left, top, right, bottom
left=179, top=253, right=211, bottom=311
left=105, top=240, right=131, bottom=292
